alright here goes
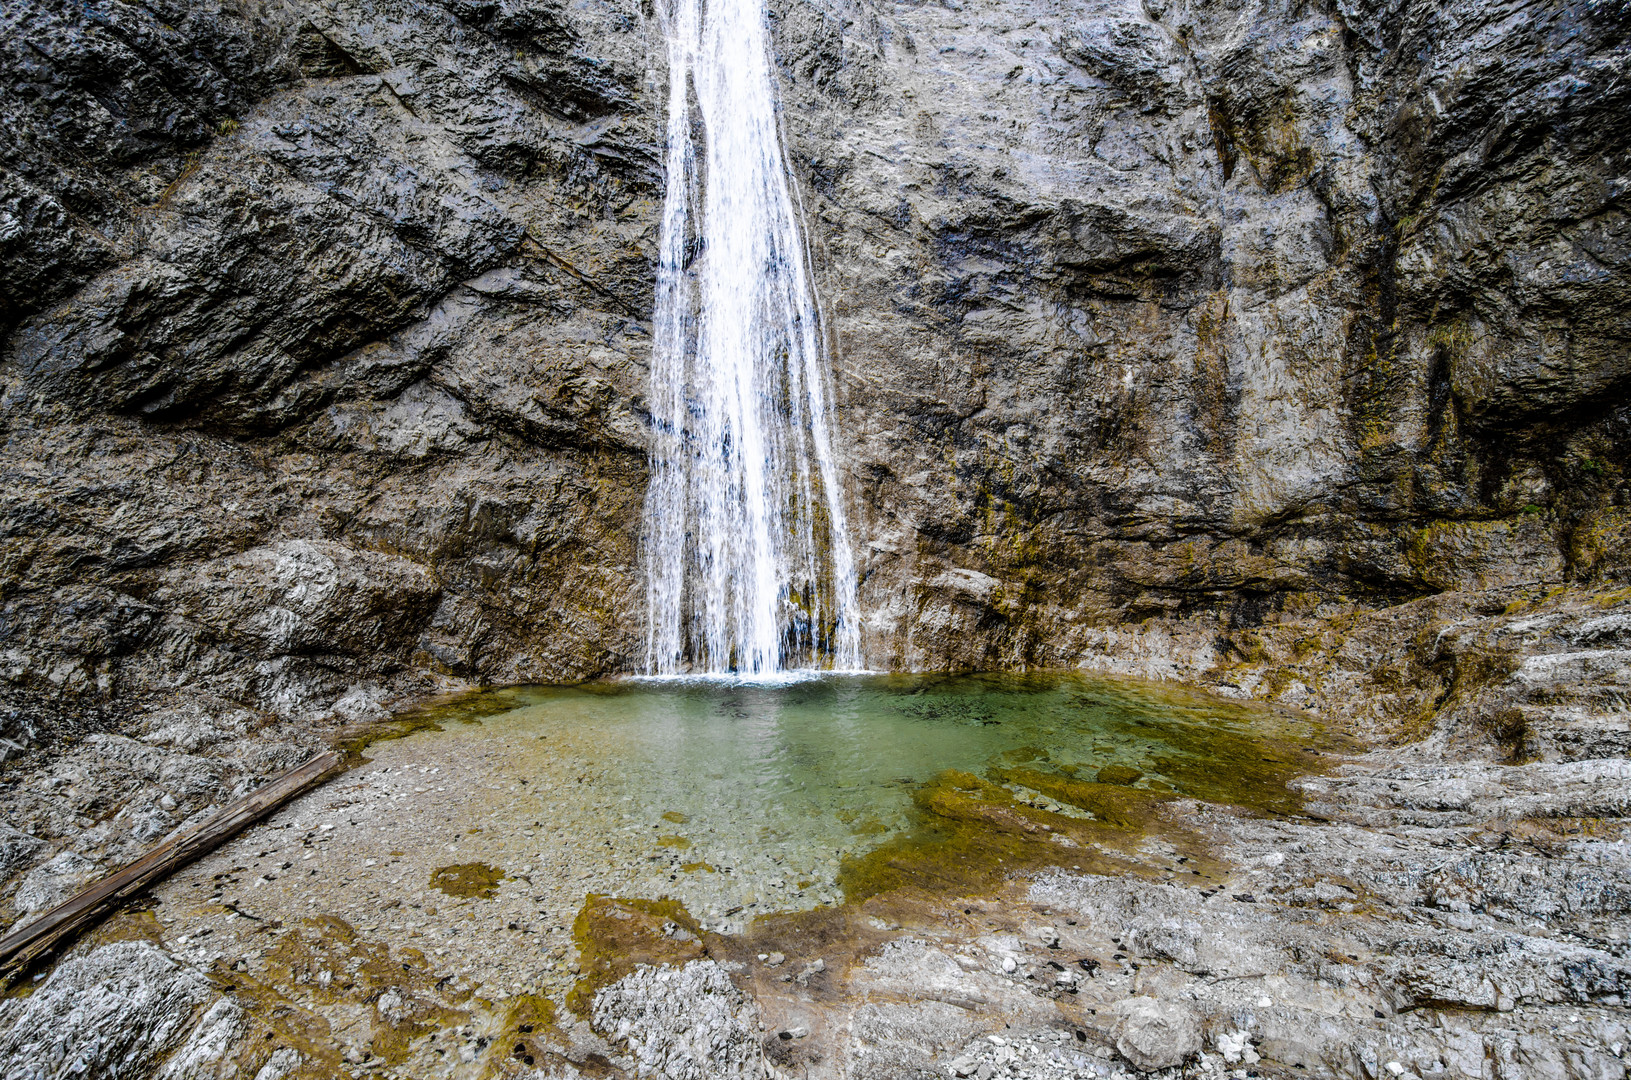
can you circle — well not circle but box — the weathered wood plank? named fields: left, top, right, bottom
left=0, top=749, right=345, bottom=979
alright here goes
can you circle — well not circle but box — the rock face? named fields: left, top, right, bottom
left=1, top=0, right=659, bottom=751
left=0, top=940, right=222, bottom=1079
left=1, top=0, right=1625, bottom=729
left=776, top=0, right=1630, bottom=669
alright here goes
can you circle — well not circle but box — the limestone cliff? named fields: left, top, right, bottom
left=780, top=0, right=1631, bottom=674
left=0, top=0, right=1627, bottom=742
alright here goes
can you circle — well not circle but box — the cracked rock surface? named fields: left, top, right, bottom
left=592, top=960, right=763, bottom=1080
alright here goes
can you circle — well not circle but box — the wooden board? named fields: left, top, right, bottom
left=0, top=749, right=345, bottom=980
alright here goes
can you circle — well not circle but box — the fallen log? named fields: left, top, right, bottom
left=0, top=749, right=345, bottom=981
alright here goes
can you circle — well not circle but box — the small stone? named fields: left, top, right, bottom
left=1001, top=957, right=1017, bottom=973
left=764, top=952, right=785, bottom=967
left=1255, top=996, right=1272, bottom=1008
left=950, top=1056, right=977, bottom=1077
left=1030, top=925, right=1061, bottom=947
left=1385, top=1064, right=1405, bottom=1077
left=158, top=794, right=177, bottom=811
left=1216, top=1031, right=1249, bottom=1064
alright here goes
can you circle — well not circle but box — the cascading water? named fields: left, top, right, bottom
left=642, top=0, right=861, bottom=676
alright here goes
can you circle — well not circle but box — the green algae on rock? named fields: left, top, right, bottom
left=429, top=863, right=506, bottom=900
left=566, top=895, right=707, bottom=1018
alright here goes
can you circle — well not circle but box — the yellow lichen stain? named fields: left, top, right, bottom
left=226, top=914, right=470, bottom=1073
left=661, top=811, right=690, bottom=824
left=680, top=861, right=716, bottom=874
left=429, top=862, right=506, bottom=899
left=483, top=993, right=562, bottom=1077
left=566, top=895, right=706, bottom=1017
left=88, top=907, right=168, bottom=950
left=1095, top=764, right=1144, bottom=786
left=656, top=835, right=692, bottom=850
left=849, top=817, right=888, bottom=837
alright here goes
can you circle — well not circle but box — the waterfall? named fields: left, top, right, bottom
left=642, top=0, right=861, bottom=676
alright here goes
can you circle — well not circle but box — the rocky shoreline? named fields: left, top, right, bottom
left=2, top=581, right=1628, bottom=1078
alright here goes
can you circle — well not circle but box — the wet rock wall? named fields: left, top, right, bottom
left=1, top=0, right=662, bottom=747
left=0, top=0, right=1627, bottom=732
left=775, top=0, right=1631, bottom=670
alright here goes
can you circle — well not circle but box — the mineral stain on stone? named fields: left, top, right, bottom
left=500, top=992, right=562, bottom=1070
left=214, top=914, right=468, bottom=1071
left=566, top=895, right=707, bottom=1017
left=429, top=862, right=505, bottom=899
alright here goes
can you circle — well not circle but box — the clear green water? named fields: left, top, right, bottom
left=391, top=671, right=1330, bottom=927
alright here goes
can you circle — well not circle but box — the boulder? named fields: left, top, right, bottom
left=1112, top=997, right=1201, bottom=1072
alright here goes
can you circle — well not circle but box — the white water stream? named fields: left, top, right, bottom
left=642, top=0, right=860, bottom=675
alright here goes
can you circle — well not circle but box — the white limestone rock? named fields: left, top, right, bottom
left=591, top=960, right=762, bottom=1079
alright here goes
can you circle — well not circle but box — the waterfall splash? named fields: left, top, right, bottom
left=642, top=0, right=861, bottom=676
